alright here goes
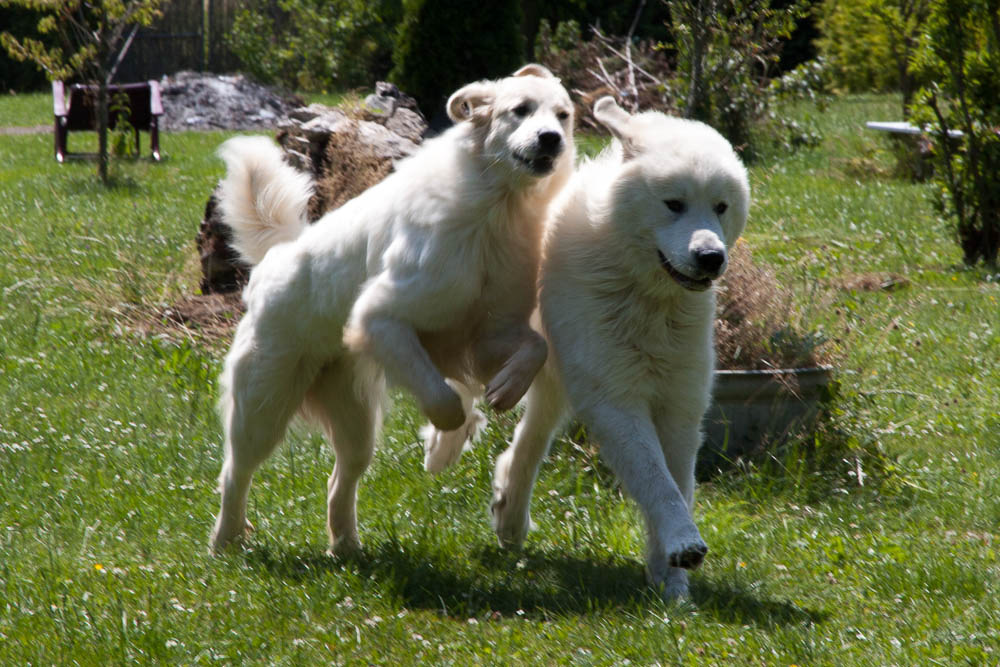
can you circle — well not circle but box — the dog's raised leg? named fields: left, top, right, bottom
left=476, top=324, right=548, bottom=412
left=302, top=358, right=384, bottom=559
left=345, top=315, right=465, bottom=432
left=578, top=403, right=707, bottom=599
left=491, top=366, right=567, bottom=548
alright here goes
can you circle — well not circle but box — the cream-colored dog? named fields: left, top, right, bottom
left=209, top=65, right=575, bottom=555
left=492, top=98, right=749, bottom=599
left=425, top=98, right=749, bottom=599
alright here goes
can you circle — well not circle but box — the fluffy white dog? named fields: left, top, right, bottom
left=488, top=98, right=749, bottom=599
left=209, top=65, right=575, bottom=555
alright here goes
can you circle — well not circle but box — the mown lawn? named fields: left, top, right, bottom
left=1, top=93, right=998, bottom=664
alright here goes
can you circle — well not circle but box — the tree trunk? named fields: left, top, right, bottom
left=521, top=0, right=539, bottom=62
left=97, top=80, right=109, bottom=183
left=683, top=0, right=714, bottom=121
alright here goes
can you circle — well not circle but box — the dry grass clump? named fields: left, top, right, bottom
left=715, top=241, right=831, bottom=370
left=308, top=120, right=394, bottom=218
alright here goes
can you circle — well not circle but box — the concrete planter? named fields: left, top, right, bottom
left=698, top=366, right=835, bottom=477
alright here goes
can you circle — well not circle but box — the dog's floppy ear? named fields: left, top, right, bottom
left=593, top=96, right=639, bottom=158
left=513, top=64, right=555, bottom=79
left=447, top=80, right=495, bottom=125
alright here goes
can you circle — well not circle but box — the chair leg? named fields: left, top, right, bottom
left=150, top=119, right=161, bottom=161
left=54, top=118, right=67, bottom=163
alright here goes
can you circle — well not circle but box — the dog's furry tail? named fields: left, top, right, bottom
left=216, top=136, right=314, bottom=266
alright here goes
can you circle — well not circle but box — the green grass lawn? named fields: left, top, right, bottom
left=1, top=94, right=998, bottom=664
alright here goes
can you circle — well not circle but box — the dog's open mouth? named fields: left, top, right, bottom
left=658, top=250, right=713, bottom=292
left=513, top=151, right=555, bottom=175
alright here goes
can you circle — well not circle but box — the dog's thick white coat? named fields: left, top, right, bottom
left=209, top=66, right=575, bottom=554
left=487, top=98, right=749, bottom=599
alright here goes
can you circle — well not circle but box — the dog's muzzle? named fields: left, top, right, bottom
left=657, top=250, right=715, bottom=292
left=514, top=131, right=563, bottom=175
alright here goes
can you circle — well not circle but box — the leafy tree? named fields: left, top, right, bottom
left=664, top=0, right=810, bottom=159
left=1, top=0, right=165, bottom=182
left=910, top=0, right=1000, bottom=267
left=815, top=0, right=930, bottom=115
left=226, top=0, right=402, bottom=92
left=0, top=5, right=52, bottom=90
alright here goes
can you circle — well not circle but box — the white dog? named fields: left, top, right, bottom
left=209, top=65, right=575, bottom=555
left=487, top=98, right=749, bottom=599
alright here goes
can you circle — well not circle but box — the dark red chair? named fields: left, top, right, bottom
left=53, top=80, right=163, bottom=162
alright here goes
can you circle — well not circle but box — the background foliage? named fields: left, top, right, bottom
left=815, top=0, right=930, bottom=113
left=389, top=0, right=524, bottom=122
left=910, top=0, right=1000, bottom=267
left=664, top=0, right=812, bottom=160
left=226, top=0, right=402, bottom=91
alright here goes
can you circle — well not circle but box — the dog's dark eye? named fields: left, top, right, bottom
left=664, top=199, right=685, bottom=214
left=557, top=110, right=570, bottom=121
left=714, top=202, right=728, bottom=215
left=512, top=103, right=531, bottom=117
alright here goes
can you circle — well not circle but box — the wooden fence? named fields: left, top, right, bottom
left=115, top=0, right=241, bottom=82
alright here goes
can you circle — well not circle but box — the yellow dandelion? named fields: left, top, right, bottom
left=94, top=563, right=104, bottom=571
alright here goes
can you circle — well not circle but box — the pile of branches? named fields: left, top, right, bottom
left=536, top=24, right=676, bottom=131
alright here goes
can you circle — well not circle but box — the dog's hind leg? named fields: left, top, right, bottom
left=302, top=357, right=384, bottom=559
left=210, top=330, right=317, bottom=552
left=578, top=403, right=707, bottom=599
left=491, top=365, right=567, bottom=548
left=421, top=380, right=486, bottom=473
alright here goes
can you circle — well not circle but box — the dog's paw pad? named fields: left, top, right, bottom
left=668, top=542, right=708, bottom=570
left=485, top=369, right=532, bottom=412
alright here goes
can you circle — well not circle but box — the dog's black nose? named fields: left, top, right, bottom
left=694, top=247, right=726, bottom=275
left=537, top=130, right=562, bottom=155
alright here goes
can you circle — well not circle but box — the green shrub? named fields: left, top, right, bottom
left=664, top=0, right=811, bottom=161
left=390, top=0, right=523, bottom=119
left=0, top=6, right=52, bottom=91
left=815, top=0, right=930, bottom=111
left=227, top=0, right=402, bottom=92
left=910, top=0, right=1000, bottom=267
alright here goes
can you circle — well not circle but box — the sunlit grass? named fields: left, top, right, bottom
left=1, top=94, right=998, bottom=664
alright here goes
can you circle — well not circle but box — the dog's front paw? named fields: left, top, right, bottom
left=485, top=366, right=533, bottom=412
left=668, top=541, right=708, bottom=570
left=658, top=522, right=708, bottom=571
left=423, top=387, right=466, bottom=431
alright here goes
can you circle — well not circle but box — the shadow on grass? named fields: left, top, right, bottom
left=690, top=578, right=824, bottom=628
left=242, top=539, right=823, bottom=627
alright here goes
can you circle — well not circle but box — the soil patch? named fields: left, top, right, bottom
left=0, top=125, right=49, bottom=135
left=838, top=273, right=910, bottom=292
left=133, top=292, right=244, bottom=347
